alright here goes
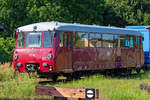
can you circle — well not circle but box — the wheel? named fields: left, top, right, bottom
left=110, top=69, right=115, bottom=76
left=127, top=69, right=132, bottom=75
left=143, top=66, right=148, bottom=72
left=52, top=75, right=58, bottom=82
left=72, top=73, right=81, bottom=80
left=136, top=68, right=141, bottom=74
left=66, top=75, right=72, bottom=81
left=105, top=70, right=111, bottom=76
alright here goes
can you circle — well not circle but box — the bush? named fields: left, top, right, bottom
left=0, top=37, right=15, bottom=63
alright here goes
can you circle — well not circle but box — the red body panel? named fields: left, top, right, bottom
left=13, top=30, right=144, bottom=76
left=13, top=31, right=57, bottom=73
left=13, top=48, right=55, bottom=72
left=72, top=47, right=142, bottom=71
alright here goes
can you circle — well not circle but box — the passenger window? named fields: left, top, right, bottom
left=59, top=32, right=72, bottom=48
left=59, top=32, right=63, bottom=47
left=75, top=32, right=88, bottom=47
left=114, top=35, right=119, bottom=47
left=17, top=32, right=25, bottom=48
left=68, top=33, right=72, bottom=48
left=129, top=36, right=134, bottom=48
left=26, top=32, right=42, bottom=48
left=119, top=35, right=135, bottom=48
left=136, top=36, right=141, bottom=48
left=120, top=35, right=126, bottom=48
left=102, top=34, right=114, bottom=48
left=43, top=32, right=54, bottom=47
left=64, top=33, right=68, bottom=47
left=125, top=36, right=130, bottom=47
left=89, top=33, right=102, bottom=47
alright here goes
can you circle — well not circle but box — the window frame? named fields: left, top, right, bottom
left=89, top=33, right=102, bottom=48
left=75, top=31, right=89, bottom=48
left=16, top=32, right=25, bottom=48
left=102, top=33, right=114, bottom=48
left=43, top=31, right=55, bottom=48
left=26, top=31, right=42, bottom=48
left=73, top=31, right=137, bottom=49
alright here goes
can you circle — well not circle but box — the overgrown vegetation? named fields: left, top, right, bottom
left=0, top=0, right=150, bottom=63
left=0, top=38, right=15, bottom=63
left=0, top=63, right=150, bottom=100
left=0, top=0, right=150, bottom=99
left=1, top=0, right=150, bottom=34
left=0, top=63, right=45, bottom=99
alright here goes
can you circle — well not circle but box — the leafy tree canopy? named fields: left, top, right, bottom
left=0, top=0, right=150, bottom=62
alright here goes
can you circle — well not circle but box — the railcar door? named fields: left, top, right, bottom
left=136, top=36, right=143, bottom=67
left=64, top=32, right=73, bottom=72
left=55, top=32, right=73, bottom=72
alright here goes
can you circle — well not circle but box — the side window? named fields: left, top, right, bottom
left=64, top=33, right=68, bottom=47
left=43, top=32, right=54, bottom=47
left=129, top=36, right=134, bottom=48
left=136, top=36, right=141, bottom=48
left=59, top=32, right=72, bottom=48
left=59, top=32, right=63, bottom=47
left=125, top=36, right=130, bottom=47
left=102, top=34, right=114, bottom=48
left=120, top=35, right=126, bottom=48
left=75, top=32, right=88, bottom=47
left=114, top=35, right=119, bottom=47
left=89, top=33, right=102, bottom=47
left=141, top=37, right=143, bottom=48
left=26, top=32, right=42, bottom=48
left=17, top=32, right=25, bottom=48
left=119, top=35, right=135, bottom=48
left=68, top=33, right=72, bottom=48
left=123, top=35, right=134, bottom=48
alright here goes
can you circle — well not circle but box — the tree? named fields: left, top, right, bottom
left=0, top=0, right=105, bottom=36
left=105, top=0, right=150, bottom=26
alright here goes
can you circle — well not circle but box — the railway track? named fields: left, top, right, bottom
left=38, top=71, right=146, bottom=85
left=38, top=79, right=67, bottom=85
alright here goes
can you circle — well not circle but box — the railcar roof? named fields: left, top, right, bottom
left=17, top=21, right=141, bottom=36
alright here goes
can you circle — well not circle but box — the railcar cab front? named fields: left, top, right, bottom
left=13, top=25, right=57, bottom=75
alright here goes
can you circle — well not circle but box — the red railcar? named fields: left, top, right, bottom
left=13, top=21, right=144, bottom=80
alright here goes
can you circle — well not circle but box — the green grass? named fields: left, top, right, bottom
left=1, top=63, right=150, bottom=100
left=53, top=74, right=150, bottom=100
left=0, top=63, right=44, bottom=99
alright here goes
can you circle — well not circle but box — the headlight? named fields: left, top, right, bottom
left=17, top=63, right=22, bottom=67
left=14, top=54, right=18, bottom=60
left=43, top=63, right=48, bottom=67
left=49, top=65, right=53, bottom=71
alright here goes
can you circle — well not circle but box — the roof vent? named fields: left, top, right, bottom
left=33, top=26, right=37, bottom=31
left=56, top=22, right=58, bottom=26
